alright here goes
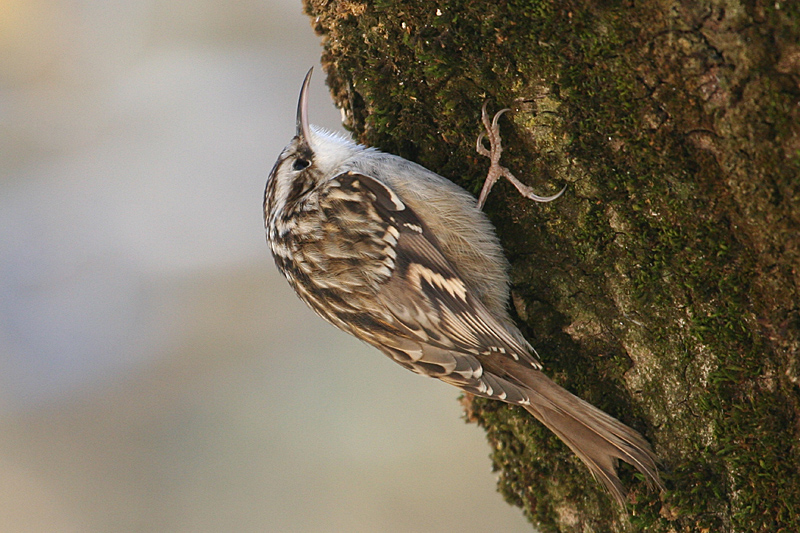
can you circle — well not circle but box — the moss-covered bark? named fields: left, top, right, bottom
left=302, top=0, right=800, bottom=531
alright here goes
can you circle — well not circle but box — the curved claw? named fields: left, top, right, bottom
left=522, top=183, right=568, bottom=203
left=491, top=108, right=511, bottom=129
left=476, top=132, right=490, bottom=156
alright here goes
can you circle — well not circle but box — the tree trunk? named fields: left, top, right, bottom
left=303, top=1, right=800, bottom=531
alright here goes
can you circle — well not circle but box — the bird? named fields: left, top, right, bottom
left=263, top=68, right=662, bottom=506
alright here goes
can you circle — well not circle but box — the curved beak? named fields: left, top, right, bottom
left=296, top=67, right=313, bottom=141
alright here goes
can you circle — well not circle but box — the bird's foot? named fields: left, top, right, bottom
left=475, top=102, right=566, bottom=210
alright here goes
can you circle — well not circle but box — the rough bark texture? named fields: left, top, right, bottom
left=302, top=1, right=800, bottom=531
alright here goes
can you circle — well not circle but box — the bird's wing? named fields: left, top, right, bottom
left=319, top=171, right=541, bottom=394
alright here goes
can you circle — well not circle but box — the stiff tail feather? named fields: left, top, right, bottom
left=517, top=369, right=662, bottom=506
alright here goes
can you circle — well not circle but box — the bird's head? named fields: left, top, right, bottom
left=264, top=68, right=362, bottom=225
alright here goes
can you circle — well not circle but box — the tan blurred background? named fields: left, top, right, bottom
left=0, top=1, right=533, bottom=531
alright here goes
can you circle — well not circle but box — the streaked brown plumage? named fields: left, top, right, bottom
left=264, top=68, right=661, bottom=506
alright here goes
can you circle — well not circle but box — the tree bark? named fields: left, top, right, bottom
left=303, top=1, right=800, bottom=531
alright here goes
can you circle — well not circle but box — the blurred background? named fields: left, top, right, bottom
left=0, top=0, right=533, bottom=531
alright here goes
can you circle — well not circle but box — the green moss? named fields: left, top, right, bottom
left=305, top=0, right=800, bottom=530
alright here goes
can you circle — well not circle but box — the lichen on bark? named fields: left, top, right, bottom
left=302, top=0, right=800, bottom=531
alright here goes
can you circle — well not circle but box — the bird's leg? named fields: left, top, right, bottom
left=475, top=102, right=566, bottom=210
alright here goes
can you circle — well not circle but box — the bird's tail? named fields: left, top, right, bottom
left=515, top=368, right=662, bottom=506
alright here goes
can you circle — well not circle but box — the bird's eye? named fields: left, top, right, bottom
left=292, top=158, right=310, bottom=171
